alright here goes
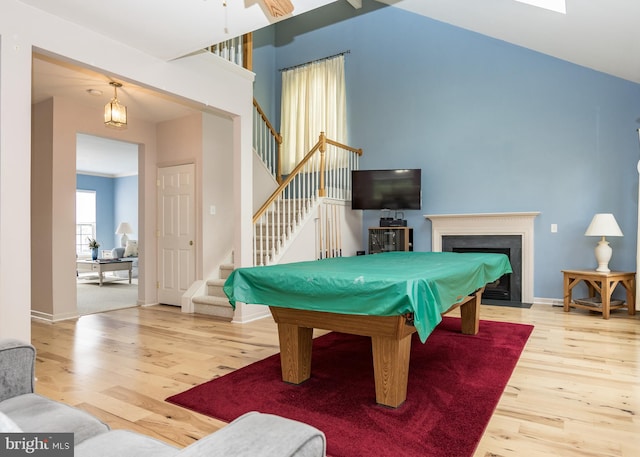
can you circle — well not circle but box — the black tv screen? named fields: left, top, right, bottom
left=351, top=169, right=422, bottom=210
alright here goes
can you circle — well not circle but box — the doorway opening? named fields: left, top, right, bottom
left=76, top=133, right=140, bottom=315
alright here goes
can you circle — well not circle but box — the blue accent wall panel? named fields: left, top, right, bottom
left=254, top=3, right=640, bottom=300
left=76, top=174, right=115, bottom=251
left=76, top=174, right=138, bottom=252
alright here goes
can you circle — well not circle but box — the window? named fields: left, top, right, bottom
left=280, top=54, right=347, bottom=174
left=76, top=190, right=96, bottom=256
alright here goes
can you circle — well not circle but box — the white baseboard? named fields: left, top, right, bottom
left=533, top=297, right=564, bottom=307
left=31, top=309, right=79, bottom=322
left=231, top=303, right=271, bottom=323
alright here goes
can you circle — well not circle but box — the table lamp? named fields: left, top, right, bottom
left=584, top=213, right=623, bottom=272
left=116, top=222, right=133, bottom=247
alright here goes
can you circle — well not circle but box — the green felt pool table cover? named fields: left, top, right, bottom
left=223, top=251, right=512, bottom=342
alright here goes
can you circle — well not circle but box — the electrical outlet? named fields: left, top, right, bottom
left=551, top=223, right=558, bottom=233
left=210, top=205, right=216, bottom=215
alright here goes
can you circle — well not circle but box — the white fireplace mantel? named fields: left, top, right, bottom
left=424, top=212, right=540, bottom=303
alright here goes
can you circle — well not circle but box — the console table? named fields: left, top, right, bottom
left=76, top=259, right=133, bottom=286
left=562, top=269, right=636, bottom=319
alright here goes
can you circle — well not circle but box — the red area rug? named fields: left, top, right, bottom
left=167, top=317, right=533, bottom=457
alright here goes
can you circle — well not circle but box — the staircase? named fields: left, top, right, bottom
left=188, top=136, right=361, bottom=321
left=187, top=40, right=362, bottom=320
left=254, top=197, right=315, bottom=265
left=191, top=264, right=235, bottom=319
left=189, top=197, right=316, bottom=320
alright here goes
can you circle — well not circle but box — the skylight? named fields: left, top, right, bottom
left=514, top=0, right=566, bottom=14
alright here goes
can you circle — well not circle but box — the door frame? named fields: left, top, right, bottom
left=156, top=162, right=198, bottom=306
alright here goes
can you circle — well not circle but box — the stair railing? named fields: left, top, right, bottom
left=253, top=99, right=282, bottom=183
left=206, top=33, right=253, bottom=69
left=252, top=132, right=362, bottom=266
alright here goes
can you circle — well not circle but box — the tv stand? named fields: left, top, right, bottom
left=368, top=227, right=413, bottom=253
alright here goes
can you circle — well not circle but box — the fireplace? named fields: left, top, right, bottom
left=442, top=235, right=522, bottom=302
left=425, top=212, right=540, bottom=304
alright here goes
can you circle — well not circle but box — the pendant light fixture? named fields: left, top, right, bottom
left=104, top=81, right=127, bottom=128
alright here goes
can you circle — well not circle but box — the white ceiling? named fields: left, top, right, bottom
left=23, top=0, right=640, bottom=83
left=21, top=0, right=337, bottom=61
left=377, top=0, right=640, bottom=84
left=76, top=134, right=138, bottom=178
left=26, top=0, right=640, bottom=176
left=32, top=54, right=193, bottom=177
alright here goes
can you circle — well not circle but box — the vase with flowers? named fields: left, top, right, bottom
left=87, top=237, right=100, bottom=260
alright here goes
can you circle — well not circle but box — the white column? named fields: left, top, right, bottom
left=232, top=97, right=271, bottom=323
left=0, top=33, right=32, bottom=340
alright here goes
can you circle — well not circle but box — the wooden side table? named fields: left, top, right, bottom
left=562, top=269, right=636, bottom=319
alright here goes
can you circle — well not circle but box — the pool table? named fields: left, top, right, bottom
left=224, top=252, right=512, bottom=408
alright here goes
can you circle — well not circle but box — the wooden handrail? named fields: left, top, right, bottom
left=253, top=140, right=322, bottom=223
left=253, top=98, right=283, bottom=183
left=253, top=132, right=361, bottom=222
left=326, top=138, right=363, bottom=156
left=253, top=99, right=282, bottom=144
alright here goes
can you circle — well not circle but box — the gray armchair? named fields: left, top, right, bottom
left=0, top=339, right=109, bottom=444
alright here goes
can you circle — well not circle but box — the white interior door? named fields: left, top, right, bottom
left=157, top=163, right=195, bottom=306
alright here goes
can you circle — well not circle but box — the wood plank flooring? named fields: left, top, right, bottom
left=30, top=303, right=640, bottom=456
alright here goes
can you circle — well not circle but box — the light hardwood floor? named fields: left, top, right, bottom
left=30, top=303, right=640, bottom=456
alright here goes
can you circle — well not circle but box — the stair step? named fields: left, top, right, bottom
left=254, top=224, right=294, bottom=235
left=220, top=264, right=235, bottom=279
left=193, top=302, right=233, bottom=322
left=206, top=278, right=227, bottom=298
left=254, top=238, right=284, bottom=250
left=192, top=295, right=230, bottom=306
left=192, top=296, right=234, bottom=321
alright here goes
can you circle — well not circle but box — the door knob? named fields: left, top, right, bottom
left=189, top=240, right=194, bottom=246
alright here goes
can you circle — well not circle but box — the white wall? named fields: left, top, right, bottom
left=0, top=0, right=254, bottom=341
left=202, top=112, right=236, bottom=278
left=0, top=26, right=33, bottom=340
left=253, top=154, right=279, bottom=212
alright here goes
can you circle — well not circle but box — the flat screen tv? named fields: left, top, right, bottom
left=351, top=169, right=422, bottom=210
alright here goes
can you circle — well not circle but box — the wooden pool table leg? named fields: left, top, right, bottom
left=371, top=333, right=412, bottom=408
left=276, top=323, right=313, bottom=384
left=459, top=288, right=482, bottom=335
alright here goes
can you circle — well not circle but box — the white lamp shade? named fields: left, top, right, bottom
left=584, top=213, right=623, bottom=237
left=116, top=222, right=133, bottom=235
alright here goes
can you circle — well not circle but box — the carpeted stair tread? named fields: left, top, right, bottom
left=191, top=295, right=231, bottom=307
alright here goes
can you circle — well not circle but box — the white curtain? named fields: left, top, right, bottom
left=280, top=55, right=346, bottom=175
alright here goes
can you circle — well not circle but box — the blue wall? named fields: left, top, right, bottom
left=76, top=174, right=138, bottom=251
left=253, top=25, right=278, bottom=123
left=253, top=2, right=640, bottom=300
left=114, top=175, right=139, bottom=247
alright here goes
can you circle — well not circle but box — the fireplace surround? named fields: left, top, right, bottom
left=442, top=235, right=522, bottom=302
left=425, top=212, right=540, bottom=304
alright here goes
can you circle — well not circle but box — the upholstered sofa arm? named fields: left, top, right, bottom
left=178, top=412, right=326, bottom=457
left=0, top=339, right=36, bottom=403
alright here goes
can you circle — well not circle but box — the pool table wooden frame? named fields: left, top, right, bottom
left=269, top=287, right=484, bottom=408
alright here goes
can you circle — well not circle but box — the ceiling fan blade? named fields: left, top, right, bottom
left=263, top=0, right=294, bottom=17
